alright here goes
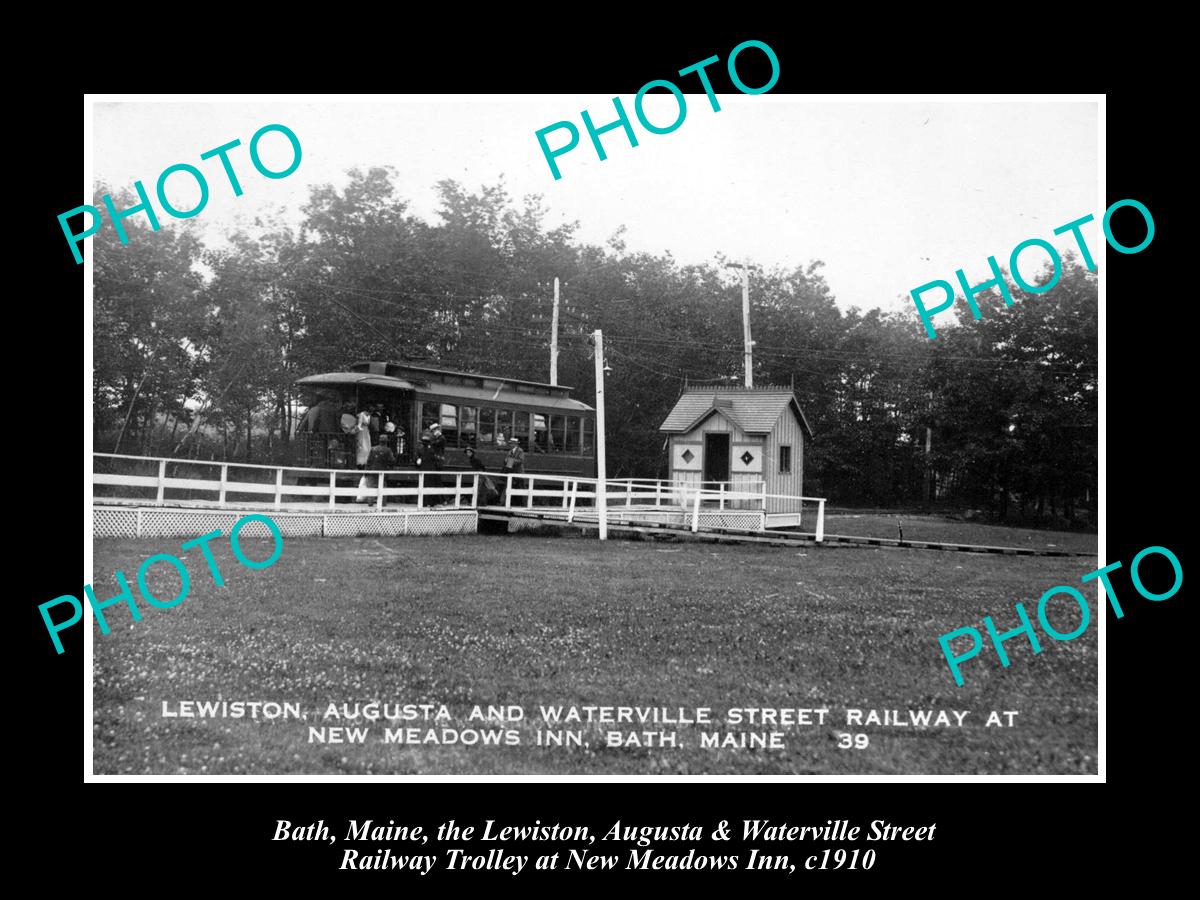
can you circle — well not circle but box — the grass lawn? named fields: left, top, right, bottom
left=92, top=528, right=1098, bottom=776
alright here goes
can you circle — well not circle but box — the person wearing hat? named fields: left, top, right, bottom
left=503, top=435, right=525, bottom=473
left=384, top=420, right=407, bottom=460
left=415, top=431, right=444, bottom=505
left=429, top=422, right=447, bottom=470
left=501, top=434, right=525, bottom=505
left=464, top=447, right=499, bottom=505
left=357, top=433, right=397, bottom=503
left=415, top=432, right=437, bottom=470
left=366, top=431, right=397, bottom=471
left=463, top=446, right=485, bottom=472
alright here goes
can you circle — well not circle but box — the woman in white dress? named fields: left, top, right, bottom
left=354, top=410, right=372, bottom=468
left=353, top=409, right=373, bottom=502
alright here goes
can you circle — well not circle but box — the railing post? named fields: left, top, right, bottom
left=329, top=471, right=336, bottom=509
left=761, top=480, right=767, bottom=513
left=216, top=464, right=228, bottom=507
left=526, top=476, right=533, bottom=509
left=625, top=481, right=632, bottom=508
left=156, top=459, right=166, bottom=506
left=561, top=477, right=569, bottom=510
left=567, top=480, right=578, bottom=523
left=719, top=483, right=726, bottom=511
left=418, top=473, right=425, bottom=509
left=471, top=473, right=480, bottom=508
left=376, top=471, right=384, bottom=511
left=816, top=499, right=826, bottom=543
left=274, top=468, right=283, bottom=510
left=692, top=490, right=702, bottom=533
left=454, top=473, right=462, bottom=509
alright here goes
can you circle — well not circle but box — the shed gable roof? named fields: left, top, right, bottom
left=659, top=388, right=813, bottom=438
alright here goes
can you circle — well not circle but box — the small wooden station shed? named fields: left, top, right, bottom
left=659, top=385, right=814, bottom=526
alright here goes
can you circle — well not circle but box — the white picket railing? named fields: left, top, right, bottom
left=92, top=453, right=478, bottom=511
left=488, top=472, right=826, bottom=541
left=92, top=454, right=826, bottom=541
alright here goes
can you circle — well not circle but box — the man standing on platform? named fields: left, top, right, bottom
left=366, top=432, right=396, bottom=471
left=501, top=435, right=525, bottom=504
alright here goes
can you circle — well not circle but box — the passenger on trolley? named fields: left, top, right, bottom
left=356, top=433, right=397, bottom=503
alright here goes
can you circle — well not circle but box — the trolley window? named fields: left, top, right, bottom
left=460, top=406, right=477, bottom=448
left=440, top=403, right=458, bottom=446
left=512, top=410, right=530, bottom=449
left=565, top=416, right=581, bottom=454
left=480, top=408, right=495, bottom=446
left=533, top=413, right=548, bottom=453
left=550, top=415, right=566, bottom=453
left=496, top=409, right=513, bottom=446
left=583, top=417, right=594, bottom=454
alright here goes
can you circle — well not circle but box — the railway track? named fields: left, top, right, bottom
left=481, top=508, right=1094, bottom=557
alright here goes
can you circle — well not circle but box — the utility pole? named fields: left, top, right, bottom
left=726, top=260, right=753, bottom=387
left=925, top=426, right=933, bottom=501
left=925, top=389, right=934, bottom=501
left=593, top=329, right=608, bottom=540
left=550, top=277, right=560, bottom=386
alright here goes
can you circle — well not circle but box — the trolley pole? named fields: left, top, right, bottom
left=593, top=329, right=608, bottom=540
left=726, top=260, right=753, bottom=387
left=550, top=276, right=560, bottom=386
left=740, top=258, right=752, bottom=388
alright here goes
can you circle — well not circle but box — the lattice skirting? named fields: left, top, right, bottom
left=93, top=507, right=478, bottom=538
left=694, top=512, right=764, bottom=531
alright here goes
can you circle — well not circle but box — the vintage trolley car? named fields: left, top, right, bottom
left=294, top=361, right=597, bottom=476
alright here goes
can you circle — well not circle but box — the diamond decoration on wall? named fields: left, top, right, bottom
left=681, top=449, right=695, bottom=463
left=740, top=451, right=755, bottom=466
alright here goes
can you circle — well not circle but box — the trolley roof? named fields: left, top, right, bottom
left=295, top=373, right=418, bottom=391
left=350, top=360, right=578, bottom=396
left=297, top=363, right=594, bottom=413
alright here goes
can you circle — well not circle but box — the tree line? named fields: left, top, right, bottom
left=93, top=167, right=1097, bottom=526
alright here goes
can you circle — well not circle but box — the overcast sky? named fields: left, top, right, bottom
left=91, top=97, right=1098, bottom=315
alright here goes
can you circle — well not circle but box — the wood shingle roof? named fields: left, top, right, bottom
left=659, top=387, right=813, bottom=438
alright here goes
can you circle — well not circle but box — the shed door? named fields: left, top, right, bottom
left=703, top=433, right=730, bottom=488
